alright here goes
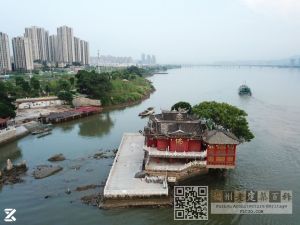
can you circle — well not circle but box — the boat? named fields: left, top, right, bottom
left=139, top=107, right=155, bottom=117
left=238, top=84, right=252, bottom=96
left=37, top=131, right=52, bottom=138
left=31, top=127, right=52, bottom=135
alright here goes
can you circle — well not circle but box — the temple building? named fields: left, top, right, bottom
left=143, top=110, right=240, bottom=179
left=103, top=109, right=241, bottom=202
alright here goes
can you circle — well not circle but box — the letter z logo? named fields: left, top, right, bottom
left=4, top=209, right=16, bottom=222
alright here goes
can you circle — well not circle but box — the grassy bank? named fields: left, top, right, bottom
left=75, top=66, right=161, bottom=107
left=107, top=77, right=154, bottom=106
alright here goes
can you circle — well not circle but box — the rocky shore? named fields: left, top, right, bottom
left=0, top=159, right=28, bottom=185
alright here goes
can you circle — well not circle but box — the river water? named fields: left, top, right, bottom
left=0, top=66, right=300, bottom=225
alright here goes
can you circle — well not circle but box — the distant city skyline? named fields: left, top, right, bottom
left=1, top=0, right=300, bottom=64
left=0, top=25, right=90, bottom=72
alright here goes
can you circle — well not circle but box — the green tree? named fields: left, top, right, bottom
left=4, top=81, right=17, bottom=97
left=0, top=81, right=16, bottom=118
left=69, top=77, right=75, bottom=87
left=192, top=101, right=254, bottom=142
left=30, top=77, right=40, bottom=90
left=15, top=76, right=31, bottom=96
left=126, top=66, right=144, bottom=77
left=76, top=70, right=112, bottom=100
left=58, top=79, right=71, bottom=92
left=21, top=81, right=31, bottom=95
left=48, top=80, right=59, bottom=93
left=171, top=101, right=192, bottom=114
left=15, top=76, right=25, bottom=86
left=45, top=84, right=51, bottom=95
left=30, top=77, right=40, bottom=96
left=57, top=91, right=73, bottom=105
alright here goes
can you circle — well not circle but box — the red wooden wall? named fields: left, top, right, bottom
left=188, top=140, right=201, bottom=152
left=157, top=139, right=169, bottom=150
left=146, top=137, right=157, bottom=147
left=206, top=144, right=236, bottom=168
left=169, top=138, right=189, bottom=152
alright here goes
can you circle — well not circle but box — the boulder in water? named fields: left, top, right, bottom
left=33, top=165, right=63, bottom=179
left=48, top=154, right=66, bottom=162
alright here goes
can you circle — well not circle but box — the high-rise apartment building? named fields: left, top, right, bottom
left=151, top=55, right=156, bottom=64
left=80, top=40, right=89, bottom=65
left=0, top=32, right=12, bottom=72
left=7, top=25, right=89, bottom=67
left=57, top=26, right=74, bottom=64
left=12, top=36, right=34, bottom=71
left=74, top=36, right=82, bottom=63
left=48, top=35, right=58, bottom=63
left=24, top=26, right=49, bottom=62
left=146, top=54, right=151, bottom=64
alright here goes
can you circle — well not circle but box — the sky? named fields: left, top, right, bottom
left=1, top=0, right=300, bottom=64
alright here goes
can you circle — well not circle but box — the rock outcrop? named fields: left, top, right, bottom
left=0, top=159, right=28, bottom=185
left=33, top=165, right=63, bottom=179
left=48, top=153, right=66, bottom=162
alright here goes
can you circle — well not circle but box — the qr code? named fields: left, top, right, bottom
left=174, top=186, right=208, bottom=220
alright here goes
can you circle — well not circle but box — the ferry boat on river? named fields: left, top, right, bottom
left=238, top=84, right=252, bottom=96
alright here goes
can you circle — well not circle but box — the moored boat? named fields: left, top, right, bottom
left=37, top=131, right=52, bottom=138
left=139, top=107, right=155, bottom=117
left=32, top=127, right=52, bottom=135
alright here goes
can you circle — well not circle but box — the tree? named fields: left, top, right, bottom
left=57, top=91, right=73, bottom=105
left=30, top=77, right=40, bottom=91
left=171, top=101, right=192, bottom=114
left=69, top=77, right=75, bottom=87
left=126, top=66, right=144, bottom=77
left=15, top=76, right=25, bottom=86
left=76, top=70, right=112, bottom=100
left=21, top=81, right=31, bottom=95
left=45, top=84, right=51, bottom=95
left=48, top=80, right=59, bottom=94
left=0, top=80, right=16, bottom=118
left=30, top=77, right=40, bottom=96
left=58, top=79, right=71, bottom=92
left=192, top=101, right=254, bottom=142
left=15, top=76, right=31, bottom=96
left=4, top=81, right=17, bottom=97
left=0, top=102, right=16, bottom=118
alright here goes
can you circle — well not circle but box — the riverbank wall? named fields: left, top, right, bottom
left=0, top=126, right=29, bottom=146
left=40, top=106, right=102, bottom=124
left=101, top=195, right=172, bottom=209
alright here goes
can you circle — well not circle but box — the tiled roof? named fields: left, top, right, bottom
left=202, top=130, right=240, bottom=145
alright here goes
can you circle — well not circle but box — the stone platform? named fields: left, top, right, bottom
left=104, top=133, right=168, bottom=198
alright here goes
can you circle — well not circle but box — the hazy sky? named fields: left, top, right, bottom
left=1, top=0, right=300, bottom=64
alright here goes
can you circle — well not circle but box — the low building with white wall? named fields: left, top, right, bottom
left=16, top=96, right=64, bottom=109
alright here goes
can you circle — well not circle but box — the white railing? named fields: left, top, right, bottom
left=181, top=160, right=206, bottom=170
left=144, top=146, right=207, bottom=158
left=146, top=160, right=206, bottom=172
left=104, top=188, right=168, bottom=198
